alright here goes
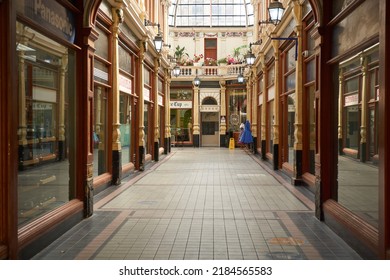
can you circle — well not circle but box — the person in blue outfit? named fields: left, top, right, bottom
left=239, top=120, right=253, bottom=150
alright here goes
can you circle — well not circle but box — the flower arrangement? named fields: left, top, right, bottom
left=181, top=58, right=194, bottom=66
left=193, top=53, right=203, bottom=63
left=226, top=54, right=238, bottom=65
left=204, top=57, right=217, bottom=66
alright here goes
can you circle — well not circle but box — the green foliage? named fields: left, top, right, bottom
left=233, top=44, right=249, bottom=59
left=174, top=45, right=188, bottom=63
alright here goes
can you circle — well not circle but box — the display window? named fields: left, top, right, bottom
left=281, top=45, right=296, bottom=168
left=16, top=22, right=76, bottom=226
left=93, top=86, right=109, bottom=176
left=337, top=46, right=379, bottom=228
left=257, top=74, right=263, bottom=153
left=118, top=44, right=135, bottom=166
left=170, top=89, right=193, bottom=145
left=120, top=93, right=133, bottom=164
left=93, top=19, right=111, bottom=176
left=158, top=78, right=165, bottom=147
left=227, top=89, right=246, bottom=131
left=266, top=63, right=275, bottom=156
left=144, top=67, right=153, bottom=155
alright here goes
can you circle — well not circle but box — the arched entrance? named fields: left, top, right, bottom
left=200, top=96, right=220, bottom=147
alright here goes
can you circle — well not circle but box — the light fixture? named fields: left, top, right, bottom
left=259, top=0, right=285, bottom=26
left=193, top=70, right=201, bottom=87
left=153, top=32, right=163, bottom=52
left=144, top=19, right=170, bottom=53
left=237, top=73, right=244, bottom=83
left=172, top=65, right=180, bottom=77
left=245, top=40, right=262, bottom=66
left=194, top=76, right=201, bottom=87
left=245, top=51, right=256, bottom=66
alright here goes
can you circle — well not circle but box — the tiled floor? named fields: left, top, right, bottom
left=32, top=147, right=362, bottom=260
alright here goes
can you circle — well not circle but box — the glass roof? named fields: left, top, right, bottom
left=168, top=0, right=254, bottom=27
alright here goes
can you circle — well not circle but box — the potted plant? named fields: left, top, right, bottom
left=174, top=45, right=188, bottom=65
left=193, top=54, right=204, bottom=66
left=204, top=57, right=217, bottom=66
left=232, top=45, right=248, bottom=63
left=217, top=57, right=227, bottom=65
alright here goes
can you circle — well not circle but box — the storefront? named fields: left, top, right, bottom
left=170, top=88, right=193, bottom=146
left=0, top=0, right=99, bottom=259
left=318, top=0, right=384, bottom=259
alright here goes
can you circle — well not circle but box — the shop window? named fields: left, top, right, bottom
left=267, top=100, right=274, bottom=155
left=16, top=22, right=76, bottom=226
left=345, top=105, right=359, bottom=150
left=228, top=89, right=246, bottom=132
left=287, top=94, right=296, bottom=166
left=337, top=48, right=379, bottom=228
left=170, top=88, right=193, bottom=144
left=144, top=102, right=149, bottom=154
left=93, top=86, right=109, bottom=176
left=120, top=93, right=132, bottom=164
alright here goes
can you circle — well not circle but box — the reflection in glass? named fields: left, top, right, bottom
left=308, top=85, right=316, bottom=174
left=345, top=105, right=359, bottom=150
left=268, top=100, right=274, bottom=154
left=228, top=89, right=246, bottom=132
left=170, top=109, right=192, bottom=143
left=17, top=22, right=75, bottom=226
left=287, top=94, right=295, bottom=166
left=144, top=102, right=149, bottom=154
left=93, top=86, right=108, bottom=176
left=120, top=93, right=132, bottom=164
left=337, top=48, right=379, bottom=228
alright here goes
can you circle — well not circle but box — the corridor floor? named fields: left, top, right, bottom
left=32, top=147, right=361, bottom=260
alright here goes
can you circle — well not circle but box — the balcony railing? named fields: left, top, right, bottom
left=175, top=63, right=246, bottom=78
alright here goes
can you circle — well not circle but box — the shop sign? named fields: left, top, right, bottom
left=119, top=75, right=132, bottom=94
left=268, top=86, right=275, bottom=101
left=345, top=94, right=358, bottom=106
left=143, top=88, right=150, bottom=101
left=18, top=0, right=75, bottom=43
left=94, top=68, right=108, bottom=82
left=200, top=105, right=220, bottom=112
left=170, top=101, right=192, bottom=109
left=158, top=94, right=163, bottom=106
left=33, top=102, right=53, bottom=110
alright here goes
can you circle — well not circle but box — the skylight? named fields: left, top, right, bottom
left=168, top=0, right=254, bottom=27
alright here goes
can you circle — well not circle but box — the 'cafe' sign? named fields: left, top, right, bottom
left=170, top=101, right=192, bottom=109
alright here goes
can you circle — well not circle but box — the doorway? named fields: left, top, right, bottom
left=201, top=112, right=220, bottom=147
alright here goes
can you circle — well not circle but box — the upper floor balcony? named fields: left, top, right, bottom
left=171, top=63, right=247, bottom=82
